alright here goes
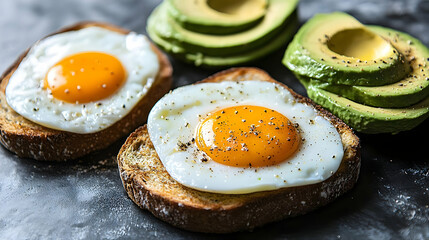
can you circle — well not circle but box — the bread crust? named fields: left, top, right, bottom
left=117, top=67, right=360, bottom=233
left=0, top=22, right=173, bottom=161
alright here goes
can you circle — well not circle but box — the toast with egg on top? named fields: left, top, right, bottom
left=117, top=67, right=360, bottom=233
left=0, top=22, right=172, bottom=161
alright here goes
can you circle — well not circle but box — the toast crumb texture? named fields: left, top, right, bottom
left=0, top=22, right=172, bottom=161
left=117, top=67, right=361, bottom=233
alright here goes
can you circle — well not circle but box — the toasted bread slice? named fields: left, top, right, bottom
left=0, top=22, right=172, bottom=161
left=117, top=68, right=360, bottom=233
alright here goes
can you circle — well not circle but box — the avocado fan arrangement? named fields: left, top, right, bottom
left=147, top=0, right=299, bottom=67
left=283, top=12, right=429, bottom=134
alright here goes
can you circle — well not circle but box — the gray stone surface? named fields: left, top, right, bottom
left=0, top=0, right=428, bottom=239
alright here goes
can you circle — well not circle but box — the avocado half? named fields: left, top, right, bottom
left=147, top=0, right=299, bottom=67
left=283, top=12, right=429, bottom=134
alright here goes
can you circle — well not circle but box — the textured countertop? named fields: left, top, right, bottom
left=0, top=0, right=428, bottom=239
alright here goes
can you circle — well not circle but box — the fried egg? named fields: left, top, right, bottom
left=6, top=26, right=159, bottom=134
left=147, top=80, right=344, bottom=194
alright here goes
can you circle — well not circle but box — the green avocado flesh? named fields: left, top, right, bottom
left=283, top=12, right=408, bottom=86
left=312, top=26, right=429, bottom=108
left=147, top=0, right=299, bottom=67
left=283, top=12, right=429, bottom=133
left=307, top=86, right=429, bottom=134
left=167, top=0, right=268, bottom=35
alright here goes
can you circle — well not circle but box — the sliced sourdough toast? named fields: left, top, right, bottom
left=117, top=68, right=361, bottom=233
left=0, top=22, right=172, bottom=161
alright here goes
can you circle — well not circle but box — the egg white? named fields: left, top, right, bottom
left=148, top=80, right=344, bottom=194
left=6, top=27, right=159, bottom=134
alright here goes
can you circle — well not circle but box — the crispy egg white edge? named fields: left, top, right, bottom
left=5, top=27, right=159, bottom=134
left=147, top=80, right=344, bottom=194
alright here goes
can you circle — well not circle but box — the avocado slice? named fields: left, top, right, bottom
left=148, top=12, right=298, bottom=67
left=167, top=0, right=268, bottom=35
left=307, top=86, right=429, bottom=134
left=150, top=0, right=298, bottom=57
left=310, top=26, right=429, bottom=108
left=283, top=12, right=408, bottom=86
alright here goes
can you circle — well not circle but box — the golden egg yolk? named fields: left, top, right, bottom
left=44, top=52, right=126, bottom=103
left=196, top=105, right=301, bottom=168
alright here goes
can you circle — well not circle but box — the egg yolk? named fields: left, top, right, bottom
left=44, top=52, right=126, bottom=103
left=196, top=105, right=301, bottom=168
